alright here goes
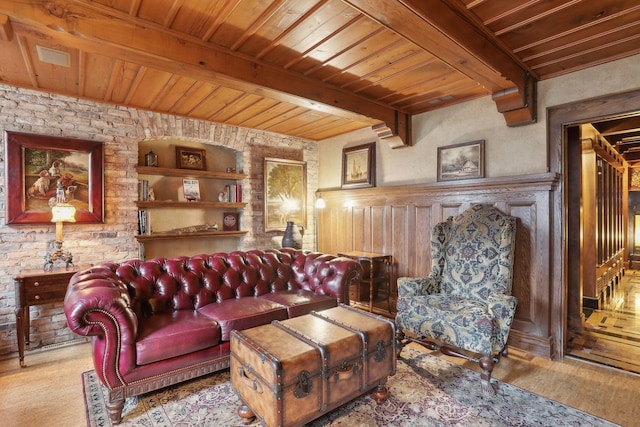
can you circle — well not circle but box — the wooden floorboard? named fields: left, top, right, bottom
left=568, top=269, right=640, bottom=375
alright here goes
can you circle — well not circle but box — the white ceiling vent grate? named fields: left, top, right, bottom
left=36, top=45, right=70, bottom=67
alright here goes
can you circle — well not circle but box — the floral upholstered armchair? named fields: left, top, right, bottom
left=395, top=204, right=517, bottom=395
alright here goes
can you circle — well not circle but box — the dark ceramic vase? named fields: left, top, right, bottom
left=282, top=221, right=303, bottom=249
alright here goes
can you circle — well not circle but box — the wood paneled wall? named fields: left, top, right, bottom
left=317, top=173, right=559, bottom=358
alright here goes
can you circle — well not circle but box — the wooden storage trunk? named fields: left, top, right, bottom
left=230, top=304, right=396, bottom=427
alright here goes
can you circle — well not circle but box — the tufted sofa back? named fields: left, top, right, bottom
left=76, top=248, right=349, bottom=317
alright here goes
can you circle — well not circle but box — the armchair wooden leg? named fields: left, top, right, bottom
left=479, top=355, right=497, bottom=396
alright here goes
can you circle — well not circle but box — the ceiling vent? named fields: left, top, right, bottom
left=36, top=45, right=70, bottom=67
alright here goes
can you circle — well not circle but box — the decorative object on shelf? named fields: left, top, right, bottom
left=166, top=223, right=219, bottom=234
left=282, top=221, right=303, bottom=249
left=5, top=130, right=104, bottom=224
left=264, top=157, right=307, bottom=232
left=226, top=167, right=236, bottom=173
left=145, top=150, right=159, bottom=167
left=437, top=139, right=485, bottom=181
left=218, top=187, right=229, bottom=202
left=341, top=142, right=375, bottom=189
left=223, top=212, right=239, bottom=231
left=176, top=145, right=206, bottom=170
left=44, top=181, right=77, bottom=271
left=182, top=179, right=201, bottom=202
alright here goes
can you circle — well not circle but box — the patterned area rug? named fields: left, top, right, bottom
left=83, top=346, right=618, bottom=427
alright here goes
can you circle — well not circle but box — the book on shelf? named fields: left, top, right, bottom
left=137, top=179, right=149, bottom=201
left=223, top=184, right=243, bottom=203
left=138, top=210, right=151, bottom=235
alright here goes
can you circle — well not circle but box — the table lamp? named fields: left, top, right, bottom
left=44, top=182, right=76, bottom=271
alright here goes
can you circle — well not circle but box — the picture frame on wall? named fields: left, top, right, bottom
left=631, top=168, right=640, bottom=191
left=437, top=139, right=485, bottom=181
left=264, top=158, right=307, bottom=232
left=5, top=131, right=104, bottom=224
left=175, top=146, right=206, bottom=170
left=341, top=142, right=375, bottom=189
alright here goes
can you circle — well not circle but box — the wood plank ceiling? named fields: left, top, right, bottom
left=0, top=0, right=639, bottom=147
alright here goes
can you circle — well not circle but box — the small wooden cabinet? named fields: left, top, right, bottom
left=14, top=267, right=85, bottom=367
left=337, top=251, right=392, bottom=313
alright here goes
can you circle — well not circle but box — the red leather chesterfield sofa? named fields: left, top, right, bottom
left=63, top=248, right=362, bottom=424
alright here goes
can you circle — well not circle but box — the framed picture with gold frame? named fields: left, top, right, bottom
left=264, top=158, right=306, bottom=232
left=5, top=131, right=104, bottom=224
left=631, top=167, right=640, bottom=190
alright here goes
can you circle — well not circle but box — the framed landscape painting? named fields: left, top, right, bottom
left=5, top=131, right=104, bottom=224
left=342, top=142, right=375, bottom=189
left=437, top=140, right=485, bottom=181
left=264, top=158, right=306, bottom=232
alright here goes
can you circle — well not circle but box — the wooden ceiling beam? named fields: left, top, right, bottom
left=0, top=14, right=13, bottom=41
left=0, top=0, right=404, bottom=140
left=341, top=0, right=537, bottom=126
left=594, top=115, right=640, bottom=136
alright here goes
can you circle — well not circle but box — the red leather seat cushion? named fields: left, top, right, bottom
left=136, top=311, right=221, bottom=365
left=259, top=290, right=337, bottom=318
left=198, top=298, right=288, bottom=340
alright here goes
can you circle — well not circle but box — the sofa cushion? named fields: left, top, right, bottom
left=259, top=290, right=338, bottom=318
left=198, top=298, right=288, bottom=341
left=136, top=311, right=221, bottom=365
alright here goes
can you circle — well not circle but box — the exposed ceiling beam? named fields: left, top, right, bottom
left=0, top=0, right=411, bottom=142
left=341, top=0, right=537, bottom=126
left=0, top=14, right=13, bottom=41
left=594, top=115, right=640, bottom=136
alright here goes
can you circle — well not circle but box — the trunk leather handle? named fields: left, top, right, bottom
left=238, top=366, right=263, bottom=394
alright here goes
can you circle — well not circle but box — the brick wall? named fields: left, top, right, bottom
left=0, top=84, right=318, bottom=357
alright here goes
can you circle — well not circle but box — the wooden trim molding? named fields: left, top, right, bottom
left=317, top=172, right=559, bottom=358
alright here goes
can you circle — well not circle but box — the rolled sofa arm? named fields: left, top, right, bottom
left=285, top=250, right=363, bottom=304
left=64, top=266, right=138, bottom=388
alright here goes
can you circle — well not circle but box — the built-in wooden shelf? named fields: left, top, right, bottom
left=135, top=201, right=246, bottom=209
left=136, top=166, right=247, bottom=180
left=135, top=230, right=248, bottom=242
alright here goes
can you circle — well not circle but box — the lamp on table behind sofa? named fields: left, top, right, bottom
left=44, top=181, right=76, bottom=271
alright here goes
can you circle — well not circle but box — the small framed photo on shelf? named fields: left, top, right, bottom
left=182, top=178, right=201, bottom=202
left=223, top=212, right=239, bottom=231
left=176, top=146, right=206, bottom=170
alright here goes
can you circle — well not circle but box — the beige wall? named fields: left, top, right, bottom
left=319, top=54, right=640, bottom=188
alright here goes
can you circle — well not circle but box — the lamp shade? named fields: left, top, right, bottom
left=51, top=203, right=76, bottom=223
left=316, top=195, right=326, bottom=209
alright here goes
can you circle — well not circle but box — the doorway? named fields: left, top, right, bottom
left=552, top=89, right=640, bottom=373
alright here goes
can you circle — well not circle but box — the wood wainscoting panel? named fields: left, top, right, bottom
left=318, top=173, right=559, bottom=358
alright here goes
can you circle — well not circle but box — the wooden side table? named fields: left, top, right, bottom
left=14, top=266, right=84, bottom=367
left=338, top=251, right=392, bottom=313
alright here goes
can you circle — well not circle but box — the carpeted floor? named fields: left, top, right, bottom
left=83, top=346, right=619, bottom=427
